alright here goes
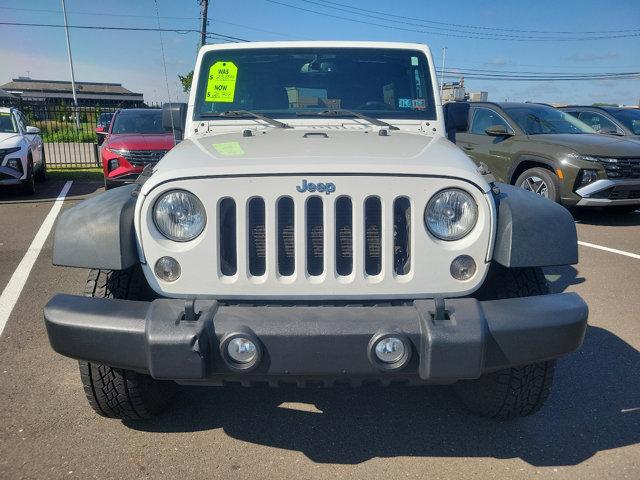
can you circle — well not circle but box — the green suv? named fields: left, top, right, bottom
left=444, top=102, right=640, bottom=211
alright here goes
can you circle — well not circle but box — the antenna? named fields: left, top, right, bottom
left=153, top=0, right=176, bottom=145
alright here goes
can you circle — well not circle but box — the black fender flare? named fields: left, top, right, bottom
left=492, top=182, right=578, bottom=268
left=53, top=184, right=139, bottom=270
left=507, top=154, right=558, bottom=184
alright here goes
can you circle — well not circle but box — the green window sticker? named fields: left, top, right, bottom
left=205, top=61, right=238, bottom=103
left=213, top=141, right=244, bottom=156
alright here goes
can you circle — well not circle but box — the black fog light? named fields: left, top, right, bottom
left=108, top=159, right=119, bottom=172
left=220, top=332, right=262, bottom=372
left=368, top=332, right=412, bottom=371
left=6, top=158, right=22, bottom=173
left=579, top=169, right=598, bottom=187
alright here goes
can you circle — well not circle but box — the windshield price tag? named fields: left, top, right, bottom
left=206, top=61, right=238, bottom=103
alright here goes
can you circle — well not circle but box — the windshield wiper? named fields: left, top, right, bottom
left=296, top=109, right=399, bottom=130
left=201, top=110, right=291, bottom=129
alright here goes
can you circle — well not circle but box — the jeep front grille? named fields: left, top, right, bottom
left=216, top=194, right=412, bottom=279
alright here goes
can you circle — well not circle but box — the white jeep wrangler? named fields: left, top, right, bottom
left=45, top=42, right=587, bottom=420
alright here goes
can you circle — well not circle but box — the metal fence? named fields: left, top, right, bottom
left=0, top=98, right=160, bottom=168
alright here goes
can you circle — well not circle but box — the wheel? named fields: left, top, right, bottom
left=20, top=159, right=35, bottom=195
left=35, top=148, right=46, bottom=182
left=79, top=266, right=175, bottom=420
left=454, top=264, right=556, bottom=419
left=515, top=167, right=560, bottom=203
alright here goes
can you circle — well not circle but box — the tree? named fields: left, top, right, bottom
left=178, top=71, right=194, bottom=93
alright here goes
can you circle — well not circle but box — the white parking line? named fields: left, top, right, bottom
left=578, top=240, right=640, bottom=260
left=0, top=181, right=73, bottom=337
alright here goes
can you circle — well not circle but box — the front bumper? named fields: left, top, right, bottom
left=576, top=178, right=640, bottom=206
left=0, top=165, right=24, bottom=184
left=44, top=293, right=588, bottom=385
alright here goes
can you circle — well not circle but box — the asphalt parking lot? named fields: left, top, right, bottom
left=0, top=180, right=638, bottom=480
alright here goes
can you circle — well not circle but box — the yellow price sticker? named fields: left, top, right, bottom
left=213, top=141, right=244, bottom=156
left=205, top=61, right=238, bottom=103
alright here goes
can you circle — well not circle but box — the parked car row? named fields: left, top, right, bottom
left=444, top=101, right=640, bottom=213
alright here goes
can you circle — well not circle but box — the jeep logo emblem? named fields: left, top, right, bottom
left=296, top=179, right=336, bottom=195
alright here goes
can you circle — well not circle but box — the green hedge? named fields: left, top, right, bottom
left=42, top=130, right=97, bottom=143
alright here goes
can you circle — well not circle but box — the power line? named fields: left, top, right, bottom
left=0, top=6, right=291, bottom=39
left=265, top=0, right=640, bottom=41
left=0, top=21, right=249, bottom=41
left=442, top=67, right=640, bottom=76
left=312, top=0, right=640, bottom=35
left=438, top=71, right=639, bottom=81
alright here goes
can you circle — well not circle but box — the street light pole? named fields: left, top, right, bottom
left=61, top=0, right=80, bottom=129
left=199, top=0, right=209, bottom=48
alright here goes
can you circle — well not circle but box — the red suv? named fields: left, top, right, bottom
left=101, top=108, right=175, bottom=189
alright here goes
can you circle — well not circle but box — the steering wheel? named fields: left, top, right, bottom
left=355, top=101, right=394, bottom=111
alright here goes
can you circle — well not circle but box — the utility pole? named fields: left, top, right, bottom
left=199, top=0, right=209, bottom=48
left=61, top=0, right=80, bottom=129
left=439, top=47, right=447, bottom=101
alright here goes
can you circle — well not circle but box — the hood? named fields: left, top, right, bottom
left=144, top=129, right=489, bottom=195
left=105, top=133, right=175, bottom=151
left=530, top=133, right=640, bottom=157
left=0, top=132, right=21, bottom=147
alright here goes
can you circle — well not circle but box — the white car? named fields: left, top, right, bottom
left=0, top=107, right=46, bottom=195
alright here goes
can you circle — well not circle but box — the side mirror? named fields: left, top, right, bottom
left=599, top=128, right=624, bottom=136
left=26, top=126, right=40, bottom=134
left=162, top=102, right=187, bottom=142
left=95, top=126, right=106, bottom=133
left=485, top=125, right=514, bottom=137
left=443, top=102, right=470, bottom=143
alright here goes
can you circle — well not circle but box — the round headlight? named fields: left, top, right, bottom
left=153, top=190, right=206, bottom=242
left=425, top=189, right=478, bottom=241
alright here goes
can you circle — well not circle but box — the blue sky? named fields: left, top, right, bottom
left=1, top=0, right=638, bottom=105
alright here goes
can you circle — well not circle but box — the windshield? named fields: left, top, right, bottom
left=111, top=110, right=164, bottom=134
left=609, top=109, right=640, bottom=135
left=504, top=105, right=595, bottom=135
left=194, top=47, right=436, bottom=121
left=0, top=112, right=17, bottom=133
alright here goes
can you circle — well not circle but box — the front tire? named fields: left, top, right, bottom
left=79, top=266, right=175, bottom=419
left=20, top=159, right=35, bottom=196
left=454, top=264, right=556, bottom=418
left=35, top=148, right=46, bottom=182
left=515, top=167, right=560, bottom=203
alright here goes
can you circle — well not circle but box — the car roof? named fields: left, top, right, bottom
left=560, top=105, right=628, bottom=113
left=466, top=101, right=555, bottom=110
left=116, top=108, right=159, bottom=113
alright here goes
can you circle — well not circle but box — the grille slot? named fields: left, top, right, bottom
left=219, top=198, right=237, bottom=276
left=335, top=196, right=353, bottom=276
left=306, top=197, right=324, bottom=276
left=364, top=197, right=382, bottom=276
left=121, top=149, right=168, bottom=166
left=248, top=198, right=266, bottom=276
left=601, top=158, right=640, bottom=179
left=393, top=197, right=411, bottom=275
left=277, top=197, right=295, bottom=276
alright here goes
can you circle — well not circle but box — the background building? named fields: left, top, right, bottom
left=0, top=77, right=144, bottom=106
left=441, top=77, right=488, bottom=103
